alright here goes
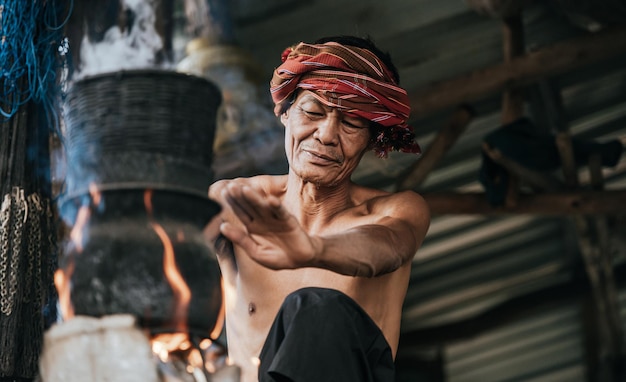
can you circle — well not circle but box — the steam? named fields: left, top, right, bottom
left=76, top=0, right=168, bottom=79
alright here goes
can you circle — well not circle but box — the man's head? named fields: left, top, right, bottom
left=270, top=35, right=421, bottom=158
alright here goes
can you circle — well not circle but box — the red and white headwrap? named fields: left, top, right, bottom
left=270, top=41, right=421, bottom=158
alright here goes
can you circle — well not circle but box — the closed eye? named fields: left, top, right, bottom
left=343, top=120, right=368, bottom=129
left=298, top=106, right=323, bottom=117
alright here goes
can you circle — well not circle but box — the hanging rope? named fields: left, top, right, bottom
left=0, top=0, right=72, bottom=122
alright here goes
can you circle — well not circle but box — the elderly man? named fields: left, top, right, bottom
left=207, top=35, right=430, bottom=382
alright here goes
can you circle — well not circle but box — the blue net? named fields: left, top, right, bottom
left=0, top=0, right=72, bottom=123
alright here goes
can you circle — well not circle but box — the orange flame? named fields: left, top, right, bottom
left=55, top=183, right=102, bottom=321
left=54, top=197, right=93, bottom=320
left=144, top=189, right=191, bottom=332
left=144, top=189, right=227, bottom=375
left=210, top=277, right=226, bottom=340
left=53, top=261, right=75, bottom=320
left=151, top=332, right=190, bottom=361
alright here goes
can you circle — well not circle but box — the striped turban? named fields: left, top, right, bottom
left=270, top=41, right=421, bottom=158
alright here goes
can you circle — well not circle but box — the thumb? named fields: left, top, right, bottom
left=220, top=221, right=246, bottom=244
left=220, top=222, right=256, bottom=254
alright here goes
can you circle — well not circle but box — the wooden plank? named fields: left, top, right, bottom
left=422, top=190, right=626, bottom=215
left=409, top=26, right=626, bottom=118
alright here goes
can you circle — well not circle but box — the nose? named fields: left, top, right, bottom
left=314, top=115, right=340, bottom=145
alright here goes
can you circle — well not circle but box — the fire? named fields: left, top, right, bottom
left=210, top=277, right=226, bottom=340
left=144, top=189, right=191, bottom=331
left=151, top=332, right=190, bottom=362
left=53, top=261, right=75, bottom=319
left=144, top=189, right=229, bottom=378
left=151, top=332, right=213, bottom=377
left=54, top=192, right=94, bottom=320
left=151, top=335, right=230, bottom=375
left=54, top=182, right=104, bottom=321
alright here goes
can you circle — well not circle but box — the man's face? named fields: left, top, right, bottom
left=281, top=90, right=371, bottom=186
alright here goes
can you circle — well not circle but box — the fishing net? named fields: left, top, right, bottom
left=0, top=0, right=70, bottom=378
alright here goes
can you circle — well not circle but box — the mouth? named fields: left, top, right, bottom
left=303, top=149, right=342, bottom=164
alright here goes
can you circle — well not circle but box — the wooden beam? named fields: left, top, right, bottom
left=422, top=190, right=626, bottom=215
left=409, top=26, right=626, bottom=118
left=396, top=105, right=474, bottom=191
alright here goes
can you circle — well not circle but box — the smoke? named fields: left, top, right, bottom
left=76, top=0, right=169, bottom=79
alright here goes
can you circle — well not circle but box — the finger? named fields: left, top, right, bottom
left=240, top=186, right=281, bottom=221
left=222, top=186, right=256, bottom=224
left=231, top=184, right=270, bottom=222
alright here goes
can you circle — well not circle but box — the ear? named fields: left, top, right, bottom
left=280, top=109, right=289, bottom=124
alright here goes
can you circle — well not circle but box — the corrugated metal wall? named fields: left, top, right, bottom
left=445, top=303, right=586, bottom=382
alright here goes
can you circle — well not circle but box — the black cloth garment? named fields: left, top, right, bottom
left=258, top=287, right=396, bottom=382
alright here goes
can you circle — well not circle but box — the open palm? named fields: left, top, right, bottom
left=219, top=183, right=319, bottom=269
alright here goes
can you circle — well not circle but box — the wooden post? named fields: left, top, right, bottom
left=537, top=79, right=580, bottom=188
left=588, top=155, right=626, bottom=373
left=501, top=15, right=526, bottom=125
left=536, top=75, right=625, bottom=381
left=499, top=14, right=526, bottom=207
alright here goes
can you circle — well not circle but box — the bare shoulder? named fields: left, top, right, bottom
left=357, top=186, right=430, bottom=234
left=353, top=185, right=428, bottom=215
left=377, top=189, right=428, bottom=217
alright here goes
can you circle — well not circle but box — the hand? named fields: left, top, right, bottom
left=219, top=183, right=321, bottom=270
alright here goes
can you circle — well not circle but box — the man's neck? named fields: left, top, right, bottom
left=283, top=173, right=353, bottom=233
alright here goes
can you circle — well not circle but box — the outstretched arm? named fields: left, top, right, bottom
left=218, top=183, right=430, bottom=278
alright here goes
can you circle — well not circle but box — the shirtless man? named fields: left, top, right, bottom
left=206, top=36, right=430, bottom=382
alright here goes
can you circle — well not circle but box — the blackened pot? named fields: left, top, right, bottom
left=58, top=189, right=223, bottom=338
